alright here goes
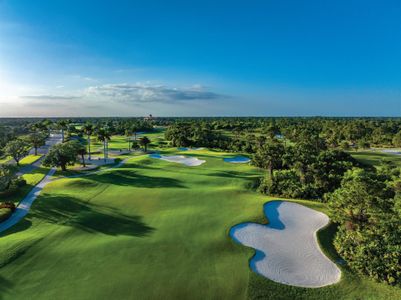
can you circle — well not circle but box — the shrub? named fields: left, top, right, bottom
left=0, top=208, right=13, bottom=222
left=0, top=201, right=16, bottom=211
left=259, top=169, right=304, bottom=198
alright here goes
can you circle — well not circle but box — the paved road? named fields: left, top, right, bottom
left=0, top=158, right=130, bottom=235
left=28, top=132, right=63, bottom=156
left=17, top=133, right=63, bottom=176
left=0, top=168, right=57, bottom=233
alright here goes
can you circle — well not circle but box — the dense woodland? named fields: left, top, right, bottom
left=1, top=117, right=400, bottom=287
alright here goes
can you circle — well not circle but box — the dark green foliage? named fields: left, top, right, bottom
left=252, top=138, right=285, bottom=177
left=0, top=164, right=26, bottom=194
left=42, top=141, right=81, bottom=171
left=139, top=136, right=151, bottom=152
left=26, top=132, right=47, bottom=156
left=258, top=169, right=304, bottom=198
left=4, top=139, right=29, bottom=166
left=165, top=123, right=228, bottom=148
left=257, top=140, right=357, bottom=200
left=393, top=131, right=401, bottom=147
left=327, top=169, right=401, bottom=286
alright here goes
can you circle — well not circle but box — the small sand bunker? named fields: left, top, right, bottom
left=177, top=147, right=205, bottom=151
left=230, top=201, right=341, bottom=288
left=149, top=154, right=205, bottom=166
left=223, top=156, right=250, bottom=163
left=381, top=149, right=401, bottom=155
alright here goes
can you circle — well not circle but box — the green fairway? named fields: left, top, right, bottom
left=0, top=150, right=400, bottom=299
left=19, top=155, right=42, bottom=166
left=90, top=129, right=166, bottom=153
left=350, top=150, right=401, bottom=167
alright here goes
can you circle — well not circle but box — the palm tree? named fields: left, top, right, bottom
left=82, top=123, right=94, bottom=160
left=77, top=147, right=87, bottom=167
left=57, top=120, right=69, bottom=142
left=253, top=141, right=284, bottom=179
left=132, top=125, right=139, bottom=141
left=97, top=128, right=111, bottom=162
left=125, top=129, right=132, bottom=151
left=139, top=136, right=151, bottom=152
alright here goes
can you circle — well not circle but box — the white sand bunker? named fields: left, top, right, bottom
left=230, top=201, right=341, bottom=288
left=177, top=147, right=205, bottom=151
left=149, top=154, right=205, bottom=166
left=381, top=149, right=401, bottom=155
left=224, top=156, right=250, bottom=163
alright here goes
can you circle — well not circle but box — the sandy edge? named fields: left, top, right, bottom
left=230, top=201, right=341, bottom=288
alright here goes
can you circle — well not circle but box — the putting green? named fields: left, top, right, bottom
left=0, top=150, right=400, bottom=299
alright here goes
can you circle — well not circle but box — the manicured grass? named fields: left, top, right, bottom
left=350, top=150, right=401, bottom=167
left=90, top=130, right=166, bottom=152
left=19, top=155, right=42, bottom=166
left=1, top=167, right=49, bottom=204
left=0, top=150, right=399, bottom=299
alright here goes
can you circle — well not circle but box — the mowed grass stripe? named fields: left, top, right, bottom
left=0, top=150, right=400, bottom=299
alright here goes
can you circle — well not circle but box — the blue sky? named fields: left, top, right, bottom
left=0, top=0, right=400, bottom=117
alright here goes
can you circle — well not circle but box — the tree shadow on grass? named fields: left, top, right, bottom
left=87, top=169, right=186, bottom=188
left=25, top=194, right=154, bottom=237
left=0, top=275, right=14, bottom=299
left=204, top=170, right=260, bottom=180
left=0, top=219, right=32, bottom=238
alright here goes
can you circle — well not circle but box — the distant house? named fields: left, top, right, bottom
left=144, top=114, right=154, bottom=121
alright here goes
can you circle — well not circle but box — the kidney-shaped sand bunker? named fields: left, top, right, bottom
left=230, top=201, right=341, bottom=288
left=149, top=154, right=205, bottom=166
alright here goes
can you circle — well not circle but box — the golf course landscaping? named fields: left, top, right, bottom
left=230, top=201, right=341, bottom=288
left=0, top=143, right=400, bottom=299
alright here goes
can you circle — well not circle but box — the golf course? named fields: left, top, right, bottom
left=1, top=136, right=400, bottom=300
left=1, top=1, right=401, bottom=297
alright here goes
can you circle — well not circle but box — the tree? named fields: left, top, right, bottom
left=97, top=128, right=111, bottom=162
left=310, top=150, right=356, bottom=195
left=0, top=164, right=18, bottom=191
left=125, top=129, right=132, bottom=150
left=393, top=131, right=401, bottom=147
left=42, top=141, right=80, bottom=171
left=131, top=124, right=139, bottom=141
left=82, top=123, right=94, bottom=160
left=327, top=168, right=394, bottom=229
left=252, top=139, right=284, bottom=179
left=27, top=132, right=47, bottom=155
left=57, top=120, right=69, bottom=143
left=139, top=136, right=151, bottom=152
left=292, top=141, right=320, bottom=184
left=4, top=139, right=29, bottom=166
left=327, top=168, right=400, bottom=286
left=77, top=146, right=87, bottom=167
left=131, top=140, right=139, bottom=150
left=258, top=169, right=303, bottom=198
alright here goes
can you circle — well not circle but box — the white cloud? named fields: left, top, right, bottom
left=83, top=83, right=226, bottom=103
left=20, top=95, right=81, bottom=100
left=70, top=75, right=98, bottom=82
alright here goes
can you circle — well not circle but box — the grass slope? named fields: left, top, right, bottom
left=350, top=150, right=401, bottom=167
left=0, top=149, right=399, bottom=299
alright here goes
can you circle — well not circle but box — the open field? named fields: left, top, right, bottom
left=0, top=146, right=400, bottom=299
left=350, top=150, right=401, bottom=167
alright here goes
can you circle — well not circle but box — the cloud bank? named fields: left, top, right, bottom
left=83, top=83, right=225, bottom=102
left=19, top=83, right=226, bottom=105
left=21, top=95, right=81, bottom=100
